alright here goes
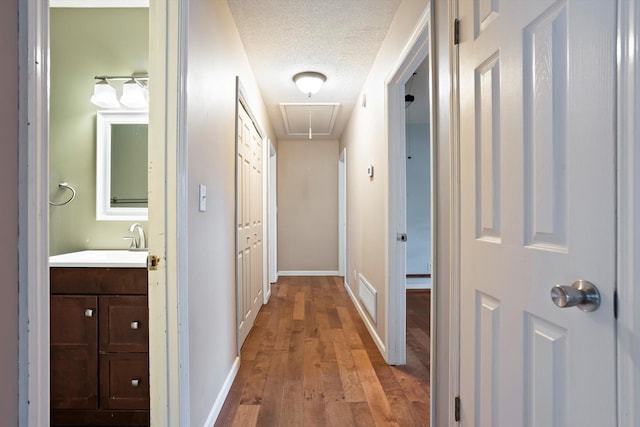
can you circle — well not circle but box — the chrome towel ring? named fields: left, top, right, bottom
left=49, top=182, right=76, bottom=206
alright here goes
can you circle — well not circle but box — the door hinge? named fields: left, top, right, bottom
left=614, top=289, right=618, bottom=319
left=148, top=254, right=161, bottom=271
left=454, top=19, right=461, bottom=45
left=454, top=396, right=461, bottom=422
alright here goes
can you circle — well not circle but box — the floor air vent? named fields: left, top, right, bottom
left=358, top=274, right=377, bottom=323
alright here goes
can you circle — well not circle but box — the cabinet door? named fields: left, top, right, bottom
left=50, top=295, right=98, bottom=410
left=99, top=295, right=149, bottom=353
left=100, top=353, right=150, bottom=410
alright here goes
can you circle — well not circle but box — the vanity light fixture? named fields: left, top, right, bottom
left=293, top=71, right=326, bottom=97
left=90, top=74, right=149, bottom=109
left=90, top=79, right=120, bottom=108
left=120, top=78, right=148, bottom=109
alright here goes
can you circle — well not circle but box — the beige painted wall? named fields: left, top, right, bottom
left=0, top=0, right=18, bottom=423
left=49, top=8, right=149, bottom=255
left=184, top=1, right=276, bottom=424
left=277, top=140, right=339, bottom=273
left=340, top=0, right=429, bottom=352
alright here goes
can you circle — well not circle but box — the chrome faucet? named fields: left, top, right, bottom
left=127, top=223, right=146, bottom=250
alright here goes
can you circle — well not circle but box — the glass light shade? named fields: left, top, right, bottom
left=293, top=71, right=326, bottom=96
left=120, top=79, right=148, bottom=109
left=90, top=80, right=120, bottom=108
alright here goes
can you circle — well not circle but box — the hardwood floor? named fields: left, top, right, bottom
left=215, top=276, right=430, bottom=427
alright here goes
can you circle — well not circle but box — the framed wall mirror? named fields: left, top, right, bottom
left=96, top=110, right=148, bottom=221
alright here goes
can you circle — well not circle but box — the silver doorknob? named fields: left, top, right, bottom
left=550, top=280, right=600, bottom=312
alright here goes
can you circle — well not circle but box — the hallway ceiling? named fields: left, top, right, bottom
left=227, top=0, right=401, bottom=141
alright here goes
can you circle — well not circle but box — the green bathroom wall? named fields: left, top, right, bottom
left=50, top=8, right=149, bottom=255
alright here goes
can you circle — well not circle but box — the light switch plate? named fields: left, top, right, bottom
left=199, top=184, right=207, bottom=212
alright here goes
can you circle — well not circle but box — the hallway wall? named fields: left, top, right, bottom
left=185, top=1, right=276, bottom=425
left=277, top=139, right=339, bottom=274
left=0, top=0, right=18, bottom=423
left=340, top=0, right=429, bottom=354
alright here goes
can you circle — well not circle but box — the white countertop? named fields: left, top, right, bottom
left=49, top=250, right=148, bottom=268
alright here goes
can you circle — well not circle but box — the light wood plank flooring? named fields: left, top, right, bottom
left=215, top=276, right=430, bottom=427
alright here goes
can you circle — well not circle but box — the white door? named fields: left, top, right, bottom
left=458, top=1, right=617, bottom=425
left=237, top=103, right=264, bottom=347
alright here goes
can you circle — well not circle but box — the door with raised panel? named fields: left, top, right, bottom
left=458, top=0, right=617, bottom=425
left=50, top=295, right=98, bottom=410
left=237, top=102, right=264, bottom=348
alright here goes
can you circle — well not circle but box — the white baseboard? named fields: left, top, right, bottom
left=278, top=270, right=340, bottom=277
left=344, top=281, right=386, bottom=358
left=50, top=0, right=149, bottom=7
left=406, top=276, right=432, bottom=290
left=203, top=356, right=240, bottom=427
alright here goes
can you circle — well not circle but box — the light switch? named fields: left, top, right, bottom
left=199, top=184, right=207, bottom=212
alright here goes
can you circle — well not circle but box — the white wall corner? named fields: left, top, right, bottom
left=203, top=357, right=241, bottom=427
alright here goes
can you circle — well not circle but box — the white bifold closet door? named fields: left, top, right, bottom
left=237, top=103, right=263, bottom=348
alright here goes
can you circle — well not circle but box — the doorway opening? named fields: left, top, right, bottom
left=403, top=54, right=432, bottom=407
left=48, top=5, right=153, bottom=426
left=339, top=148, right=347, bottom=278
left=386, top=6, right=432, bottom=368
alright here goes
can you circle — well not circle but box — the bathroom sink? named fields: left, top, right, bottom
left=49, top=250, right=148, bottom=268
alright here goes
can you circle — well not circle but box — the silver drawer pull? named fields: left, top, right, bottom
left=84, top=309, right=93, bottom=318
left=130, top=321, right=140, bottom=330
left=131, top=378, right=140, bottom=387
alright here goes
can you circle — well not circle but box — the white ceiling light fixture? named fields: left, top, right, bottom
left=90, top=74, right=149, bottom=109
left=293, top=71, right=326, bottom=97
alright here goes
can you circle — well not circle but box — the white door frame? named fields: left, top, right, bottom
left=148, top=0, right=189, bottom=425
left=268, top=141, right=278, bottom=286
left=18, top=0, right=50, bottom=424
left=18, top=0, right=188, bottom=425
left=386, top=5, right=431, bottom=366
left=617, top=0, right=640, bottom=424
left=263, top=138, right=270, bottom=303
left=338, top=148, right=347, bottom=277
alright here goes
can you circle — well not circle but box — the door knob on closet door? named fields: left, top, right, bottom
left=550, top=280, right=600, bottom=312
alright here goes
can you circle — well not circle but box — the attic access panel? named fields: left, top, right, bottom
left=279, top=103, right=340, bottom=137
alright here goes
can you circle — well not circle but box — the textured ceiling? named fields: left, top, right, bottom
left=227, top=0, right=401, bottom=141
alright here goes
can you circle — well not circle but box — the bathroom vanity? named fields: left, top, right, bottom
left=49, top=251, right=149, bottom=426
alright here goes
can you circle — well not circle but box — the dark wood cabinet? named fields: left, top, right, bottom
left=50, top=295, right=99, bottom=411
left=50, top=267, right=149, bottom=426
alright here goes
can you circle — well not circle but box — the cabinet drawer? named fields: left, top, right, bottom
left=99, top=295, right=149, bottom=353
left=100, top=353, right=149, bottom=410
left=51, top=267, right=147, bottom=294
